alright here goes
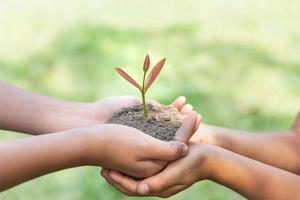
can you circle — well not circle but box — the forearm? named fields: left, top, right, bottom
left=206, top=146, right=300, bottom=200
left=196, top=124, right=300, bottom=174
left=0, top=129, right=90, bottom=191
left=0, top=81, right=96, bottom=134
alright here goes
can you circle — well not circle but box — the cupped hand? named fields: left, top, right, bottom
left=92, top=95, right=201, bottom=141
left=100, top=143, right=213, bottom=198
left=85, top=111, right=199, bottom=178
left=90, top=95, right=197, bottom=123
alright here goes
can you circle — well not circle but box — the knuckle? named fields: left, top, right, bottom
left=168, top=142, right=183, bottom=157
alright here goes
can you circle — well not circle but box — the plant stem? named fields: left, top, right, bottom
left=141, top=90, right=148, bottom=118
left=141, top=71, right=148, bottom=118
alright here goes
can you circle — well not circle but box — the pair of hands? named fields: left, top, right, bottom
left=70, top=96, right=201, bottom=180
left=101, top=143, right=213, bottom=198
left=81, top=96, right=210, bottom=198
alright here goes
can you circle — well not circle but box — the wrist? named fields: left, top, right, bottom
left=47, top=101, right=98, bottom=133
left=76, top=124, right=109, bottom=166
left=61, top=127, right=96, bottom=167
left=193, top=124, right=220, bottom=145
left=201, top=125, right=231, bottom=148
left=193, top=144, right=219, bottom=180
left=203, top=145, right=233, bottom=183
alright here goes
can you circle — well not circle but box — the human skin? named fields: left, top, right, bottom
left=190, top=112, right=300, bottom=174
left=0, top=81, right=199, bottom=135
left=0, top=121, right=197, bottom=191
left=101, top=143, right=300, bottom=199
left=101, top=112, right=300, bottom=199
left=0, top=81, right=200, bottom=191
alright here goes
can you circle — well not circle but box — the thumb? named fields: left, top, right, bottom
left=137, top=166, right=177, bottom=195
left=174, top=111, right=199, bottom=143
left=144, top=140, right=188, bottom=161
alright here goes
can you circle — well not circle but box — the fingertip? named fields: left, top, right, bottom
left=180, top=104, right=194, bottom=115
left=182, top=144, right=189, bottom=156
left=172, top=96, right=186, bottom=110
left=101, top=168, right=109, bottom=177
left=178, top=96, right=186, bottom=103
left=169, top=141, right=188, bottom=158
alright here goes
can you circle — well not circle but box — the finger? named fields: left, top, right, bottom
left=171, top=96, right=186, bottom=111
left=153, top=184, right=185, bottom=198
left=180, top=104, right=193, bottom=115
left=143, top=140, right=188, bottom=161
left=195, top=114, right=202, bottom=131
left=134, top=160, right=166, bottom=178
left=102, top=170, right=136, bottom=196
left=101, top=168, right=109, bottom=178
left=137, top=166, right=178, bottom=195
left=174, top=111, right=198, bottom=143
left=108, top=170, right=140, bottom=194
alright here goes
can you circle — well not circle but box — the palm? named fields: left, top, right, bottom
left=92, top=96, right=190, bottom=123
left=93, top=96, right=141, bottom=123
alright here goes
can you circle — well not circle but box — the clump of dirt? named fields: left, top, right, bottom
left=108, top=104, right=182, bottom=141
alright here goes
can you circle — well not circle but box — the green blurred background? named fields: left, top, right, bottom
left=0, top=0, right=299, bottom=199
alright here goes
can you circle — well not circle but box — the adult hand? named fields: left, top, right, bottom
left=101, top=143, right=213, bottom=197
left=84, top=111, right=199, bottom=178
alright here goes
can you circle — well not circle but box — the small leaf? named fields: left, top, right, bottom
left=145, top=58, right=166, bottom=91
left=143, top=54, right=150, bottom=72
left=115, top=68, right=142, bottom=91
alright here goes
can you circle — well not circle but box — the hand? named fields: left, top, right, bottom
left=190, top=123, right=219, bottom=145
left=60, top=96, right=197, bottom=131
left=90, top=95, right=195, bottom=123
left=101, top=143, right=214, bottom=198
left=83, top=111, right=199, bottom=178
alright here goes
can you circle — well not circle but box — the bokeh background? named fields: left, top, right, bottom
left=0, top=0, right=299, bottom=199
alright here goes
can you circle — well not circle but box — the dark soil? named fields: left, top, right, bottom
left=108, top=104, right=182, bottom=141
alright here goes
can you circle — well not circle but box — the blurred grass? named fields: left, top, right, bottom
left=0, top=0, right=299, bottom=199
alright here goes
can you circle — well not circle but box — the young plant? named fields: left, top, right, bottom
left=115, top=54, right=166, bottom=118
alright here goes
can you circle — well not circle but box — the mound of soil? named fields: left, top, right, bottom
left=108, top=104, right=182, bottom=141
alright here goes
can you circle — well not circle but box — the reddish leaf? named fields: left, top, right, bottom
left=145, top=58, right=166, bottom=91
left=143, top=54, right=150, bottom=72
left=115, top=68, right=142, bottom=91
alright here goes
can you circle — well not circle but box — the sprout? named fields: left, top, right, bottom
left=115, top=54, right=166, bottom=118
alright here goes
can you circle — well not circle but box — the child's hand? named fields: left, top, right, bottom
left=83, top=111, right=198, bottom=178
left=0, top=110, right=198, bottom=191
left=190, top=123, right=219, bottom=145
left=91, top=95, right=194, bottom=123
left=101, top=143, right=213, bottom=197
left=54, top=96, right=196, bottom=133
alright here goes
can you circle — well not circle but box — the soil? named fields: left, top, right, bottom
left=108, top=104, right=182, bottom=141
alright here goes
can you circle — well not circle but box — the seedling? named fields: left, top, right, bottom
left=115, top=54, right=166, bottom=118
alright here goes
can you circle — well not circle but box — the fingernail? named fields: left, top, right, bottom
left=181, top=144, right=188, bottom=156
left=138, top=183, right=149, bottom=195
